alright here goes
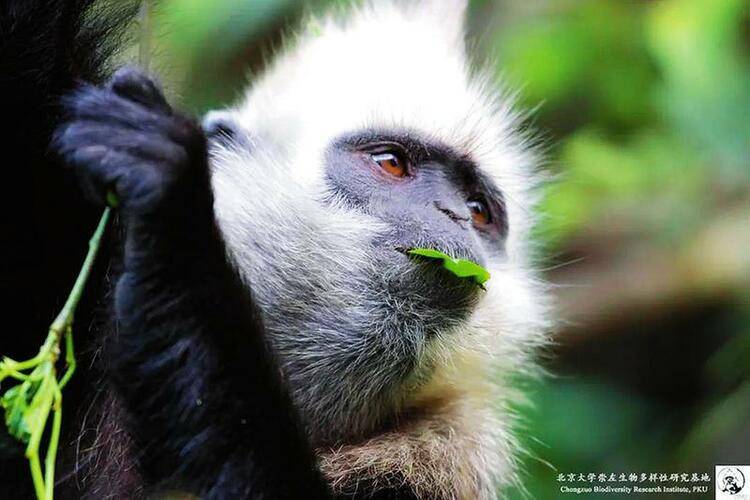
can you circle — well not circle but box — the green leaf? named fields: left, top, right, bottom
left=23, top=376, right=54, bottom=440
left=1, top=384, right=31, bottom=443
left=406, top=248, right=491, bottom=285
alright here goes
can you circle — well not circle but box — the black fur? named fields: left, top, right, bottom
left=1, top=1, right=332, bottom=498
left=0, top=1, right=137, bottom=497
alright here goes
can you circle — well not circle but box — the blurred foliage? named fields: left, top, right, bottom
left=484, top=1, right=750, bottom=498
left=148, top=1, right=750, bottom=498
left=485, top=0, right=750, bottom=249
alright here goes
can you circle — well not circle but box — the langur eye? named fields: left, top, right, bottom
left=371, top=152, right=408, bottom=178
left=467, top=196, right=492, bottom=226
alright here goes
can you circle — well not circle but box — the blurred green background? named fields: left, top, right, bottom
left=147, top=0, right=750, bottom=498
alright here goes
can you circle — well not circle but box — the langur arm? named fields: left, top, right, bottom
left=55, top=66, right=331, bottom=499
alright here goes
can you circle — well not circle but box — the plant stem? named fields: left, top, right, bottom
left=57, top=329, right=76, bottom=390
left=49, top=208, right=111, bottom=338
left=26, top=371, right=53, bottom=499
left=45, top=384, right=62, bottom=500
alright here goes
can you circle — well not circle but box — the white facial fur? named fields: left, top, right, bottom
left=209, top=0, right=549, bottom=495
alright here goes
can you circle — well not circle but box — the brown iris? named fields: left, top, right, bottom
left=467, top=197, right=492, bottom=226
left=372, top=152, right=407, bottom=177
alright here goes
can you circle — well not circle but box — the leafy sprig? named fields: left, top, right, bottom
left=0, top=208, right=110, bottom=500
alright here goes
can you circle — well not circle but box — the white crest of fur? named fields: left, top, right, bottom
left=210, top=1, right=550, bottom=497
left=230, top=0, right=540, bottom=262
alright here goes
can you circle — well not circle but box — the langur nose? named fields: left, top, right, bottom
left=433, top=201, right=470, bottom=226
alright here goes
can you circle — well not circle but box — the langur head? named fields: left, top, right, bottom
left=207, top=2, right=550, bottom=482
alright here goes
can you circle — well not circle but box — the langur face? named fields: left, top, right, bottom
left=323, top=128, right=507, bottom=315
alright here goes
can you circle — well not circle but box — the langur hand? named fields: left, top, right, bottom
left=55, top=66, right=207, bottom=215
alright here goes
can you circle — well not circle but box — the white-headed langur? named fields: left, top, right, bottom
left=1, top=0, right=550, bottom=498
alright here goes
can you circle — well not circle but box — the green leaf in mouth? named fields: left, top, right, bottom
left=406, top=248, right=491, bottom=286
